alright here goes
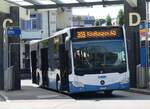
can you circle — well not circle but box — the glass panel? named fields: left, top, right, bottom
left=36, top=0, right=56, bottom=4
left=84, top=0, right=102, bottom=2
left=9, top=0, right=33, bottom=5
left=73, top=40, right=127, bottom=75
left=9, top=0, right=24, bottom=1
left=26, top=20, right=32, bottom=30
left=32, top=19, right=37, bottom=29
left=59, top=0, right=78, bottom=3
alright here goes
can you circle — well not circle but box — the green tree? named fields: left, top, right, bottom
left=117, top=9, right=124, bottom=25
left=95, top=19, right=100, bottom=26
left=105, top=14, right=112, bottom=26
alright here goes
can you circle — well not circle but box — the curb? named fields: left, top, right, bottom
left=128, top=88, right=150, bottom=95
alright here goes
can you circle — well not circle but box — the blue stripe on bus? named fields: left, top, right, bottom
left=69, top=82, right=129, bottom=93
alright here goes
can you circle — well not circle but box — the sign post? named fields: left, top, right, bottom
left=3, top=19, right=13, bottom=74
left=138, top=21, right=147, bottom=88
left=146, top=2, right=150, bottom=89
left=3, top=19, right=21, bottom=91
left=3, top=19, right=13, bottom=91
left=139, top=19, right=150, bottom=88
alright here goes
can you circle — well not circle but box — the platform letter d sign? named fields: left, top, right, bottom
left=129, top=12, right=141, bottom=26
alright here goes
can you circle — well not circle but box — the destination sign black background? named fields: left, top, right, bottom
left=71, top=26, right=124, bottom=41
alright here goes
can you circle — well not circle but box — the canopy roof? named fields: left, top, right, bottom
left=5, top=0, right=124, bottom=9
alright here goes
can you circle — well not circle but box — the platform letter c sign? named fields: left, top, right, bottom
left=3, top=19, right=13, bottom=29
left=129, top=12, right=141, bottom=26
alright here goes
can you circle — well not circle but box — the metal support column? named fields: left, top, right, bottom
left=146, top=2, right=150, bottom=88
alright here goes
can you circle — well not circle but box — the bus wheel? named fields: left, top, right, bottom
left=104, top=90, right=113, bottom=96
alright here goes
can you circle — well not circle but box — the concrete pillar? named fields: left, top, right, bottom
left=124, top=0, right=146, bottom=87
left=9, top=6, right=21, bottom=90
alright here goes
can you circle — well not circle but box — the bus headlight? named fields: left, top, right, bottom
left=72, top=81, right=84, bottom=87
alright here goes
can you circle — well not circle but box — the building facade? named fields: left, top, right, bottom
left=56, top=8, right=72, bottom=31
left=73, top=15, right=95, bottom=27
left=20, top=7, right=72, bottom=78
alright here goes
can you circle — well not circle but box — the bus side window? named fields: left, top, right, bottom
left=53, top=37, right=60, bottom=69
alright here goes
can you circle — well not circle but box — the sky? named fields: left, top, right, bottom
left=72, top=5, right=123, bottom=19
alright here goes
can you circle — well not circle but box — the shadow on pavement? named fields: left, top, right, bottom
left=69, top=91, right=150, bottom=100
left=70, top=92, right=125, bottom=100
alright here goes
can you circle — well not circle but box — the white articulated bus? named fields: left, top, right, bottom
left=30, top=26, right=129, bottom=94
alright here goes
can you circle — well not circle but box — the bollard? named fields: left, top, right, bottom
left=136, top=65, right=146, bottom=88
left=4, top=66, right=14, bottom=91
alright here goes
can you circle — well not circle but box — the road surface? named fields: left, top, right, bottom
left=0, top=80, right=150, bottom=109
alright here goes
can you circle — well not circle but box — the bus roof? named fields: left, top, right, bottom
left=30, top=26, right=122, bottom=45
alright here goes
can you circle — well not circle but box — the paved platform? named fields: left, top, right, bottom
left=0, top=95, right=5, bottom=101
left=0, top=80, right=71, bottom=101
left=1, top=80, right=150, bottom=109
left=1, top=80, right=150, bottom=102
left=129, top=88, right=150, bottom=95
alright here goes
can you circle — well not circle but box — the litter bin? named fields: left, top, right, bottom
left=136, top=65, right=146, bottom=88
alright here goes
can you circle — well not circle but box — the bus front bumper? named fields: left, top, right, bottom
left=69, top=82, right=129, bottom=94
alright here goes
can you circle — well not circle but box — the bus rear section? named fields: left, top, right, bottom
left=68, top=26, right=129, bottom=94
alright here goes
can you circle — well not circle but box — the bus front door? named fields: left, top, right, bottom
left=59, top=44, right=69, bottom=91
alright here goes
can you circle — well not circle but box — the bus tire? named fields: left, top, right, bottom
left=104, top=90, right=113, bottom=96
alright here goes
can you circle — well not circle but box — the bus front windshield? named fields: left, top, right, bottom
left=72, top=40, right=127, bottom=75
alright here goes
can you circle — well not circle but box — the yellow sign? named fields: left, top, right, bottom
left=76, top=30, right=117, bottom=39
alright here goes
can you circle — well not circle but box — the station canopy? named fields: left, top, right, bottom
left=5, top=0, right=124, bottom=9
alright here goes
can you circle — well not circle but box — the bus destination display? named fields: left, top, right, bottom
left=76, top=30, right=117, bottom=39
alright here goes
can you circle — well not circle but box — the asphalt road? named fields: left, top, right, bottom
left=0, top=80, right=150, bottom=109
left=0, top=91, right=150, bottom=109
